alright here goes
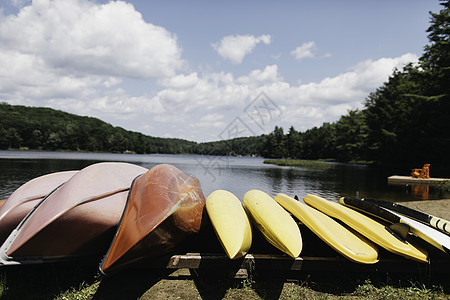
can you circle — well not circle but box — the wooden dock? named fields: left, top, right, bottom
left=157, top=253, right=450, bottom=278
left=388, top=175, right=449, bottom=186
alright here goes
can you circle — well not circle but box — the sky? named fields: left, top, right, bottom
left=0, top=0, right=443, bottom=142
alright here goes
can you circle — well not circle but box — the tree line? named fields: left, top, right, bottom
left=0, top=103, right=264, bottom=156
left=1, top=1, right=448, bottom=169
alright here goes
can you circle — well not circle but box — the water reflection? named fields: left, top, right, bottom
left=409, top=185, right=430, bottom=200
left=0, top=151, right=447, bottom=201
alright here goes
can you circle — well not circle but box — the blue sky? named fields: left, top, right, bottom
left=0, top=0, right=442, bottom=141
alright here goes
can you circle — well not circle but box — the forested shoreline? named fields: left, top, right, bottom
left=1, top=2, right=448, bottom=170
left=0, top=103, right=265, bottom=157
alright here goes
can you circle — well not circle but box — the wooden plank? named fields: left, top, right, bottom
left=388, top=175, right=449, bottom=186
left=164, top=253, right=450, bottom=276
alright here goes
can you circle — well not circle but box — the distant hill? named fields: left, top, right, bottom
left=0, top=103, right=264, bottom=156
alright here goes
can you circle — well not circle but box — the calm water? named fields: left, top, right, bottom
left=0, top=151, right=446, bottom=202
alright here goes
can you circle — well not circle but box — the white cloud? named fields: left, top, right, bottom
left=291, top=53, right=418, bottom=106
left=291, top=41, right=316, bottom=61
left=0, top=48, right=100, bottom=103
left=0, top=0, right=183, bottom=131
left=212, top=34, right=271, bottom=64
left=141, top=53, right=414, bottom=139
left=278, top=53, right=418, bottom=130
left=158, top=73, right=200, bottom=89
left=0, top=0, right=183, bottom=78
left=157, top=53, right=417, bottom=139
left=237, top=65, right=282, bottom=86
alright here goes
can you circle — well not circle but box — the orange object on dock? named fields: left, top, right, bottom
left=411, top=164, right=430, bottom=179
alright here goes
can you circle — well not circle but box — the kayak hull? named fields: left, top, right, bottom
left=206, top=190, right=252, bottom=259
left=275, top=193, right=379, bottom=264
left=244, top=190, right=302, bottom=258
left=304, top=194, right=428, bottom=263
left=339, top=197, right=450, bottom=255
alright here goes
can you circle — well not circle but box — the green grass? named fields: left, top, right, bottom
left=1, top=262, right=449, bottom=299
left=53, top=281, right=100, bottom=300
left=0, top=260, right=100, bottom=300
left=350, top=279, right=446, bottom=300
left=263, top=159, right=333, bottom=169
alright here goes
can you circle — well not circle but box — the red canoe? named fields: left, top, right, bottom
left=0, top=170, right=78, bottom=244
left=0, top=162, right=147, bottom=265
left=100, top=164, right=206, bottom=274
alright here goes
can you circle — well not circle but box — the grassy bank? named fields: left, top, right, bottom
left=1, top=261, right=449, bottom=299
left=264, top=159, right=334, bottom=169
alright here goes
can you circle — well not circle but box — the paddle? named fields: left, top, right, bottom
left=362, top=197, right=450, bottom=235
left=341, top=197, right=450, bottom=254
left=340, top=197, right=410, bottom=240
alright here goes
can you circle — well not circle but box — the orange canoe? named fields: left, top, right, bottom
left=0, top=162, right=147, bottom=265
left=0, top=170, right=78, bottom=244
left=100, top=164, right=206, bottom=274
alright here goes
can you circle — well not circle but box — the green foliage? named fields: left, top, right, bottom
left=362, top=1, right=450, bottom=168
left=334, top=110, right=369, bottom=162
left=262, top=126, right=287, bottom=158
left=263, top=159, right=332, bottom=169
left=0, top=103, right=197, bottom=154
left=0, top=103, right=263, bottom=156
left=421, top=1, right=450, bottom=95
left=196, top=136, right=264, bottom=156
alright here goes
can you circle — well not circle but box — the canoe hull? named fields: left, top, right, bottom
left=0, top=163, right=147, bottom=265
left=100, top=164, right=206, bottom=274
left=0, top=171, right=78, bottom=244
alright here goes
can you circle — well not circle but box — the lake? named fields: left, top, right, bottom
left=0, top=151, right=445, bottom=202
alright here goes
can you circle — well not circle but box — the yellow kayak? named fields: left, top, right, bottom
left=244, top=190, right=302, bottom=258
left=206, top=190, right=252, bottom=259
left=274, top=193, right=379, bottom=264
left=304, top=194, right=428, bottom=263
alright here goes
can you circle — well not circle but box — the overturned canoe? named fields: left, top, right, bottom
left=0, top=170, right=78, bottom=244
left=0, top=162, right=147, bottom=265
left=100, top=164, right=206, bottom=275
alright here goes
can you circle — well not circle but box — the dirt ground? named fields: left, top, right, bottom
left=400, top=199, right=450, bottom=220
